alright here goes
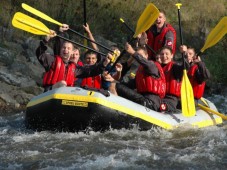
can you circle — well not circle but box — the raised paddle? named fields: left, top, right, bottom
left=119, top=18, right=157, bottom=55
left=197, top=16, right=227, bottom=56
left=133, top=4, right=159, bottom=38
left=108, top=3, right=159, bottom=73
left=21, top=3, right=114, bottom=53
left=12, top=12, right=106, bottom=56
left=83, top=0, right=88, bottom=47
left=176, top=3, right=196, bottom=117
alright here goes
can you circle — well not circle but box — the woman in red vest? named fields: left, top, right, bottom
left=180, top=45, right=211, bottom=100
left=159, top=46, right=184, bottom=112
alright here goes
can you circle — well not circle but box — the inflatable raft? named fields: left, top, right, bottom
left=25, top=87, right=223, bottom=131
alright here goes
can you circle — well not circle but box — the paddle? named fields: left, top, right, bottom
left=120, top=18, right=157, bottom=55
left=198, top=98, right=227, bottom=120
left=176, top=3, right=196, bottom=117
left=12, top=12, right=106, bottom=56
left=108, top=3, right=159, bottom=73
left=197, top=16, right=227, bottom=56
left=21, top=3, right=114, bottom=53
left=198, top=103, right=227, bottom=120
left=83, top=0, right=88, bottom=47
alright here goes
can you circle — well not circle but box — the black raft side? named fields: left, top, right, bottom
left=25, top=98, right=155, bottom=132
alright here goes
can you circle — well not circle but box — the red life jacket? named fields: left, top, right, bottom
left=74, top=61, right=84, bottom=83
left=146, top=24, right=177, bottom=61
left=43, top=56, right=76, bottom=87
left=77, top=60, right=83, bottom=66
left=136, top=62, right=166, bottom=98
left=81, top=75, right=101, bottom=89
left=162, top=61, right=181, bottom=97
left=188, top=64, right=206, bottom=99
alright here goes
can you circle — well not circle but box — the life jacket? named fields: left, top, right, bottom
left=43, top=55, right=76, bottom=87
left=136, top=62, right=166, bottom=98
left=146, top=24, right=177, bottom=61
left=188, top=64, right=206, bottom=99
left=74, top=61, right=84, bottom=83
left=81, top=75, right=101, bottom=89
left=77, top=60, right=83, bottom=66
left=162, top=61, right=181, bottom=97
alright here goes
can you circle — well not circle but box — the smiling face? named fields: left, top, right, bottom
left=186, top=48, right=196, bottom=63
left=155, top=12, right=166, bottom=30
left=70, top=49, right=80, bottom=64
left=160, top=47, right=173, bottom=64
left=85, top=53, right=97, bottom=65
left=60, top=42, right=74, bottom=62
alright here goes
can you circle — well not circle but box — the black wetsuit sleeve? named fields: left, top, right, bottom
left=36, top=40, right=55, bottom=72
left=132, top=52, right=160, bottom=77
left=120, top=62, right=132, bottom=78
left=75, top=56, right=106, bottom=78
left=194, top=62, right=211, bottom=83
left=172, top=62, right=184, bottom=81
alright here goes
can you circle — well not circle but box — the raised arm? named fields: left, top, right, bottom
left=36, top=30, right=56, bottom=71
left=54, top=24, right=70, bottom=55
left=83, top=23, right=99, bottom=51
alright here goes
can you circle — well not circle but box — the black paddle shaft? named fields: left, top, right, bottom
left=83, top=0, right=87, bottom=26
left=177, top=7, right=186, bottom=68
left=108, top=37, right=136, bottom=73
left=68, top=28, right=114, bottom=53
left=122, top=20, right=157, bottom=55
left=57, top=35, right=106, bottom=56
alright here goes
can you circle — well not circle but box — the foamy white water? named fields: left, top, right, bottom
left=0, top=95, right=227, bottom=169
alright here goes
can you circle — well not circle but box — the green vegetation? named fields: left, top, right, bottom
left=1, top=0, right=227, bottom=84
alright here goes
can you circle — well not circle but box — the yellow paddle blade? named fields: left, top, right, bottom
left=200, top=97, right=209, bottom=107
left=12, top=12, right=50, bottom=35
left=200, top=16, right=227, bottom=53
left=198, top=104, right=227, bottom=120
left=120, top=18, right=125, bottom=23
left=181, top=70, right=196, bottom=117
left=133, top=3, right=159, bottom=38
left=22, top=3, right=63, bottom=26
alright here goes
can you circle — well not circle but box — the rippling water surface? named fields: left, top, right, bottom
left=0, top=94, right=227, bottom=169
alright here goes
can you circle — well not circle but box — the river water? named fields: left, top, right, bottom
left=0, top=94, right=227, bottom=169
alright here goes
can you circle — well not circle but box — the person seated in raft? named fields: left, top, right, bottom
left=49, top=23, right=84, bottom=87
left=80, top=50, right=102, bottom=88
left=80, top=49, right=122, bottom=90
left=155, top=51, right=162, bottom=64
left=101, top=46, right=122, bottom=90
left=179, top=45, right=211, bottom=100
left=103, top=42, right=166, bottom=112
left=158, top=46, right=187, bottom=112
left=144, top=9, right=177, bottom=61
left=81, top=23, right=122, bottom=91
left=36, top=30, right=111, bottom=92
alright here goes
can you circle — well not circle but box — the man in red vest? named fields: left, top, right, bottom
left=36, top=30, right=110, bottom=92
left=142, top=10, right=177, bottom=61
left=103, top=43, right=166, bottom=111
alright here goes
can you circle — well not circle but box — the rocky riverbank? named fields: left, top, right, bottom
left=0, top=26, right=118, bottom=114
left=0, top=26, right=46, bottom=114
